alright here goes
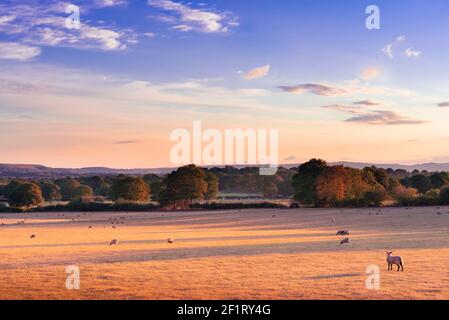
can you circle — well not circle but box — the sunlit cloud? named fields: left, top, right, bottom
left=243, top=65, right=270, bottom=80
left=360, top=67, right=380, bottom=80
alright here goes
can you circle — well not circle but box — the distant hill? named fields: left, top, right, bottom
left=0, top=164, right=174, bottom=178
left=328, top=162, right=449, bottom=172
left=2, top=161, right=449, bottom=178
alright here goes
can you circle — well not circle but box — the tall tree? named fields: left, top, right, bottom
left=159, top=165, right=208, bottom=208
left=110, top=176, right=150, bottom=202
left=292, top=159, right=327, bottom=204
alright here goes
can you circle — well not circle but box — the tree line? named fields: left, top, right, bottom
left=2, top=159, right=449, bottom=210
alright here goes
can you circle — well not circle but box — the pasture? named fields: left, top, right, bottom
left=1, top=207, right=449, bottom=299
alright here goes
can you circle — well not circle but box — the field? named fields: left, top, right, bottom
left=1, top=206, right=449, bottom=300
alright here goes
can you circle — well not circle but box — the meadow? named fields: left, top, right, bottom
left=1, top=207, right=449, bottom=299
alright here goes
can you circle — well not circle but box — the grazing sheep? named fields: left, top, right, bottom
left=109, top=239, right=119, bottom=246
left=30, top=234, right=36, bottom=239
left=167, top=238, right=174, bottom=244
left=88, top=226, right=92, bottom=229
left=336, top=230, right=350, bottom=236
left=386, top=252, right=404, bottom=271
left=340, top=238, right=351, bottom=245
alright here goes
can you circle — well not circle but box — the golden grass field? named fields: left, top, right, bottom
left=1, top=206, right=449, bottom=300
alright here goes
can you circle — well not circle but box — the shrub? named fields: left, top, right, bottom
left=439, top=186, right=449, bottom=205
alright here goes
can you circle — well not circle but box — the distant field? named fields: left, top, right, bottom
left=1, top=207, right=449, bottom=299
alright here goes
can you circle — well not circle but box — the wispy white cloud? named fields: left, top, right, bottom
left=0, top=42, right=41, bottom=60
left=147, top=0, right=238, bottom=33
left=94, top=0, right=127, bottom=8
left=0, top=2, right=135, bottom=52
left=243, top=65, right=270, bottom=80
left=404, top=47, right=421, bottom=58
left=381, top=36, right=406, bottom=59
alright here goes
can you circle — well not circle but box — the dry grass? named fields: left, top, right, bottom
left=1, top=206, right=449, bottom=299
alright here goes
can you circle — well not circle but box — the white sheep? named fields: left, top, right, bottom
left=386, top=252, right=404, bottom=271
left=109, top=239, right=119, bottom=246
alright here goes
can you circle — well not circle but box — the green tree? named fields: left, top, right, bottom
left=82, top=176, right=110, bottom=196
left=205, top=172, right=219, bottom=200
left=150, top=181, right=164, bottom=202
left=110, top=176, right=150, bottom=202
left=41, top=183, right=62, bottom=203
left=55, top=178, right=81, bottom=201
left=292, top=159, right=327, bottom=205
left=4, top=180, right=27, bottom=198
left=430, top=172, right=447, bottom=189
left=8, top=182, right=43, bottom=208
left=159, top=165, right=208, bottom=208
left=410, top=174, right=432, bottom=194
left=74, top=185, right=94, bottom=199
left=440, top=186, right=449, bottom=205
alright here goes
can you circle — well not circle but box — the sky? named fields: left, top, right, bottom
left=1, top=0, right=449, bottom=168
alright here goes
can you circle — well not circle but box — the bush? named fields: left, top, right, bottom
left=439, top=186, right=449, bottom=205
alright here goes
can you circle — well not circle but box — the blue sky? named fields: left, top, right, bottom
left=0, top=0, right=449, bottom=167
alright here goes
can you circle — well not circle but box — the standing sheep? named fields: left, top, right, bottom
left=386, top=252, right=404, bottom=271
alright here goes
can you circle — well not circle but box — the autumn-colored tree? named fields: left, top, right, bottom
left=110, top=176, right=150, bottom=202
left=315, top=166, right=347, bottom=206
